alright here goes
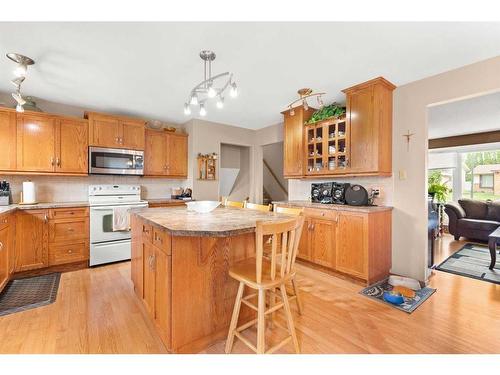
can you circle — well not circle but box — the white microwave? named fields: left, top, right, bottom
left=89, top=147, right=144, bottom=175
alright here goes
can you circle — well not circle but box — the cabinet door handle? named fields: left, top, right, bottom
left=67, top=228, right=74, bottom=232
left=44, top=214, right=48, bottom=223
left=0, top=242, right=3, bottom=251
left=56, top=157, right=61, bottom=167
left=50, top=157, right=55, bottom=166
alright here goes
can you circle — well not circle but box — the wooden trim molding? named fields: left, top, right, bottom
left=429, top=130, right=500, bottom=149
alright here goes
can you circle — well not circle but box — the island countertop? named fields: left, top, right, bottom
left=132, top=206, right=293, bottom=237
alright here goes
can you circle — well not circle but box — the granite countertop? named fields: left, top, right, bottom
left=0, top=201, right=89, bottom=215
left=272, top=200, right=393, bottom=213
left=133, top=206, right=294, bottom=237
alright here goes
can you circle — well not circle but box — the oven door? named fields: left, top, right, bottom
left=89, top=147, right=144, bottom=175
left=90, top=203, right=148, bottom=244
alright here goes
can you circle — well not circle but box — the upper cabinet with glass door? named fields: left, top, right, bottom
left=305, top=116, right=348, bottom=175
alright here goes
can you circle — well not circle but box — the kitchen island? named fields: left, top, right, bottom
left=130, top=206, right=293, bottom=353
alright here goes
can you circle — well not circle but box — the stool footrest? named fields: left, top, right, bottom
left=234, top=331, right=258, bottom=353
left=266, top=336, right=292, bottom=354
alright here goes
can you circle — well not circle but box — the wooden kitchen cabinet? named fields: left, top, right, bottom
left=56, top=118, right=88, bottom=174
left=131, top=214, right=143, bottom=299
left=281, top=77, right=395, bottom=178
left=310, top=217, right=337, bottom=269
left=16, top=113, right=56, bottom=172
left=0, top=214, right=12, bottom=292
left=154, top=247, right=172, bottom=347
left=144, top=129, right=188, bottom=178
left=275, top=204, right=392, bottom=285
left=144, top=129, right=167, bottom=175
left=86, top=111, right=145, bottom=150
left=282, top=106, right=315, bottom=178
left=2, top=111, right=89, bottom=175
left=342, top=77, right=395, bottom=176
left=335, top=212, right=366, bottom=278
left=166, top=133, right=188, bottom=177
left=133, top=216, right=173, bottom=350
left=142, top=242, right=156, bottom=316
left=0, top=108, right=17, bottom=171
left=15, top=209, right=49, bottom=272
left=48, top=207, right=89, bottom=266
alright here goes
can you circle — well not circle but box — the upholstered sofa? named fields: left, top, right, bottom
left=444, top=199, right=500, bottom=241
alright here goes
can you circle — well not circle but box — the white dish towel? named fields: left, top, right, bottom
left=112, top=206, right=130, bottom=231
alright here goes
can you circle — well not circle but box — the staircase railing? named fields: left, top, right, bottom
left=263, top=158, right=288, bottom=195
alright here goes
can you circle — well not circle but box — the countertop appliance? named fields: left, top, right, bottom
left=89, top=184, right=148, bottom=266
left=311, top=182, right=350, bottom=204
left=331, top=182, right=350, bottom=204
left=311, top=182, right=334, bottom=204
left=344, top=184, right=369, bottom=206
left=89, top=146, right=144, bottom=175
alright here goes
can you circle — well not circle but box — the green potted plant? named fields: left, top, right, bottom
left=428, top=170, right=451, bottom=203
left=305, top=103, right=346, bottom=125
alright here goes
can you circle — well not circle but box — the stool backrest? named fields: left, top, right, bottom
left=245, top=202, right=272, bottom=212
left=273, top=206, right=304, bottom=216
left=255, top=216, right=305, bottom=283
left=221, top=196, right=245, bottom=208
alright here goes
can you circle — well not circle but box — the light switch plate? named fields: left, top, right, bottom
left=399, top=170, right=407, bottom=180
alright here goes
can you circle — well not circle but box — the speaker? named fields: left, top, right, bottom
left=345, top=184, right=369, bottom=206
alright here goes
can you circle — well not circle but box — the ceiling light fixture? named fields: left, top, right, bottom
left=199, top=103, right=207, bottom=117
left=286, top=88, right=326, bottom=116
left=6, top=53, right=35, bottom=112
left=184, top=50, right=237, bottom=117
left=216, top=96, right=224, bottom=109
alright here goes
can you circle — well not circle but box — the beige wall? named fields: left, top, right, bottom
left=186, top=119, right=258, bottom=201
left=392, top=55, right=500, bottom=282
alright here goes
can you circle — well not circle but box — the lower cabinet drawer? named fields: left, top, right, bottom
left=49, top=242, right=89, bottom=266
left=49, top=218, right=89, bottom=243
left=49, top=207, right=89, bottom=220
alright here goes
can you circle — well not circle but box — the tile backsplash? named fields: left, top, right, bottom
left=288, top=176, right=394, bottom=206
left=1, top=175, right=190, bottom=203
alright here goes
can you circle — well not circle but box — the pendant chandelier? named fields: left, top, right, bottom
left=184, top=50, right=237, bottom=117
left=6, top=53, right=35, bottom=113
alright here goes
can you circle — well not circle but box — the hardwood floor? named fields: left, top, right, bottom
left=0, top=244, right=499, bottom=354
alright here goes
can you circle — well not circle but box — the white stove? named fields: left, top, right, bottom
left=89, top=184, right=148, bottom=266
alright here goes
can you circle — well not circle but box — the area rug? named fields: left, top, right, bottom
left=435, top=243, right=500, bottom=285
left=360, top=279, right=436, bottom=313
left=0, top=273, right=61, bottom=317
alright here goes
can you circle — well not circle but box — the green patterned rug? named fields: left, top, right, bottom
left=435, top=243, right=500, bottom=285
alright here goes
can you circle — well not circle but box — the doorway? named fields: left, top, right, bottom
left=219, top=143, right=251, bottom=202
left=261, top=142, right=288, bottom=205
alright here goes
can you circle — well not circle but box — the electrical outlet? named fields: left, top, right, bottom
left=371, top=187, right=381, bottom=197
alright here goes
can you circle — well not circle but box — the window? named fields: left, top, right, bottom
left=480, top=174, right=494, bottom=188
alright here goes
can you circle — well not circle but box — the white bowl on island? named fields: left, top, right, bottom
left=186, top=201, right=221, bottom=213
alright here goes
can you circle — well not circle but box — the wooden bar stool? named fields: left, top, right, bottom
left=272, top=206, right=304, bottom=315
left=244, top=202, right=272, bottom=212
left=225, top=216, right=305, bottom=354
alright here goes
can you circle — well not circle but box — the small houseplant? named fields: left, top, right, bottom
left=305, top=103, right=346, bottom=125
left=428, top=170, right=451, bottom=203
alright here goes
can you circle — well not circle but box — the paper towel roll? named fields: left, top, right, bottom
left=22, top=181, right=36, bottom=203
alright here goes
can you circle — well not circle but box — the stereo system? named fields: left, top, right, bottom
left=311, top=182, right=370, bottom=206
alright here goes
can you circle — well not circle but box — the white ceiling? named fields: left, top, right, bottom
left=428, top=91, right=500, bottom=139
left=2, top=22, right=500, bottom=129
